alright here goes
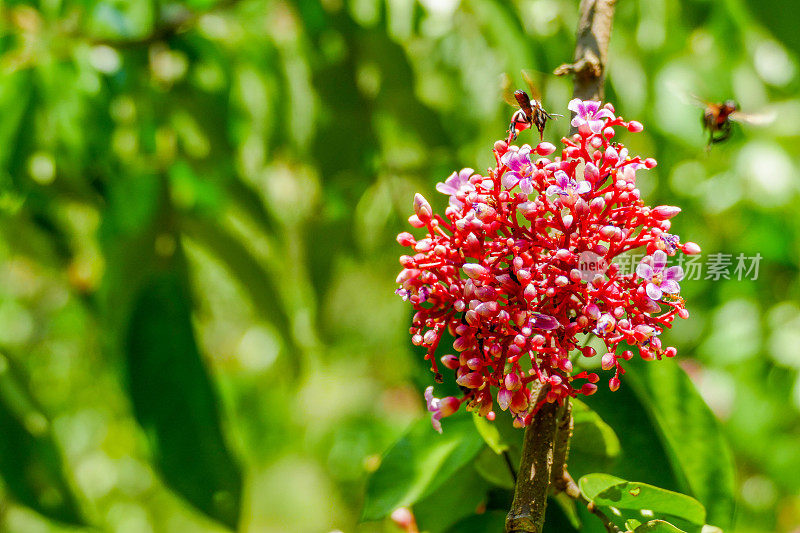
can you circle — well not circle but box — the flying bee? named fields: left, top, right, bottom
left=502, top=71, right=562, bottom=142
left=701, top=99, right=739, bottom=144
left=681, top=91, right=776, bottom=146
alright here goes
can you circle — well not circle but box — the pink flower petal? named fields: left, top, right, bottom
left=646, top=283, right=663, bottom=301
left=636, top=263, right=654, bottom=280
left=554, top=170, right=570, bottom=188
left=567, top=98, right=583, bottom=114
left=502, top=172, right=520, bottom=189
left=576, top=181, right=592, bottom=195
left=660, top=280, right=680, bottom=294
left=664, top=266, right=684, bottom=282
left=652, top=250, right=667, bottom=270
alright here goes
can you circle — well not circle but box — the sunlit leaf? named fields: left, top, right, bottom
left=634, top=519, right=687, bottom=532
left=361, top=411, right=484, bottom=521
left=579, top=474, right=706, bottom=528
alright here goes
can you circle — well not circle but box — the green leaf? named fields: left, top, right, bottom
left=125, top=273, right=243, bottom=528
left=582, top=377, right=681, bottom=492
left=361, top=411, right=484, bottom=521
left=578, top=473, right=627, bottom=500
left=0, top=356, right=85, bottom=525
left=473, top=412, right=509, bottom=454
left=444, top=510, right=506, bottom=533
left=624, top=360, right=736, bottom=529
left=413, top=463, right=490, bottom=533
left=568, top=399, right=621, bottom=479
left=634, top=519, right=688, bottom=532
left=474, top=447, right=514, bottom=489
left=579, top=474, right=706, bottom=527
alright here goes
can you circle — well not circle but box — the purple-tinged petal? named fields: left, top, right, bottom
left=545, top=185, right=561, bottom=197
left=663, top=265, right=684, bottom=282
left=595, top=108, right=615, bottom=120
left=576, top=181, right=592, bottom=195
left=570, top=116, right=584, bottom=128
left=502, top=172, right=521, bottom=189
left=459, top=167, right=474, bottom=180
left=430, top=412, right=442, bottom=433
left=588, top=119, right=605, bottom=133
left=424, top=386, right=439, bottom=412
left=568, top=98, right=583, bottom=114
left=636, top=263, right=654, bottom=280
left=520, top=178, right=534, bottom=195
left=660, top=280, right=680, bottom=294
left=646, top=283, right=663, bottom=301
left=652, top=250, right=668, bottom=270
left=532, top=313, right=560, bottom=331
left=554, top=170, right=570, bottom=188
left=583, top=101, right=601, bottom=115
left=436, top=182, right=458, bottom=196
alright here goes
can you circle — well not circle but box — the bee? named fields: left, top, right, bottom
left=502, top=71, right=562, bottom=142
left=689, top=95, right=775, bottom=146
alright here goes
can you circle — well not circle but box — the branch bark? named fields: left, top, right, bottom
left=554, top=0, right=618, bottom=102
left=505, top=400, right=562, bottom=533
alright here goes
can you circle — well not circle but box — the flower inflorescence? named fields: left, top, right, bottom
left=396, top=99, right=700, bottom=432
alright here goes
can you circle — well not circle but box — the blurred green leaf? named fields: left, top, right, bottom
left=568, top=399, right=621, bottom=479
left=474, top=446, right=514, bottom=489
left=444, top=509, right=506, bottom=533
left=0, top=357, right=85, bottom=525
left=125, top=271, right=242, bottom=528
left=361, top=411, right=484, bottom=521
left=625, top=360, right=736, bottom=528
left=582, top=381, right=681, bottom=492
left=473, top=412, right=509, bottom=454
left=413, top=463, right=489, bottom=533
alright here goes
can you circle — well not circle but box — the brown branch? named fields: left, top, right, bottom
left=554, top=0, right=618, bottom=102
left=505, top=400, right=562, bottom=533
left=549, top=399, right=573, bottom=491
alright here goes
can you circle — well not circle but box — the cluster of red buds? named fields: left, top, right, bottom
left=396, top=99, right=700, bottom=431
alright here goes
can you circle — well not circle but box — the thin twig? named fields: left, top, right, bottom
left=554, top=0, right=618, bottom=103
left=558, top=471, right=622, bottom=533
left=503, top=450, right=518, bottom=484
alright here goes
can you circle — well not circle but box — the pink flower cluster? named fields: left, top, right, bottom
left=396, top=99, right=700, bottom=431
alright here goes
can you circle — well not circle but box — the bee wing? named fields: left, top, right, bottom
left=520, top=69, right=543, bottom=101
left=500, top=73, right=519, bottom=107
left=729, top=109, right=776, bottom=126
left=666, top=81, right=708, bottom=108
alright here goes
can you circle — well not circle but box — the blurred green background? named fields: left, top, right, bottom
left=0, top=0, right=798, bottom=531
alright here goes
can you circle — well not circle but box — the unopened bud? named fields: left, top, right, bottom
left=396, top=232, right=415, bottom=246
left=681, top=242, right=701, bottom=255
left=462, top=263, right=488, bottom=280
left=497, top=388, right=513, bottom=411
left=456, top=372, right=483, bottom=389
left=627, top=121, right=644, bottom=133
left=413, top=193, right=432, bottom=222
left=601, top=352, right=616, bottom=370
left=536, top=141, right=556, bottom=156
left=652, top=205, right=681, bottom=220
